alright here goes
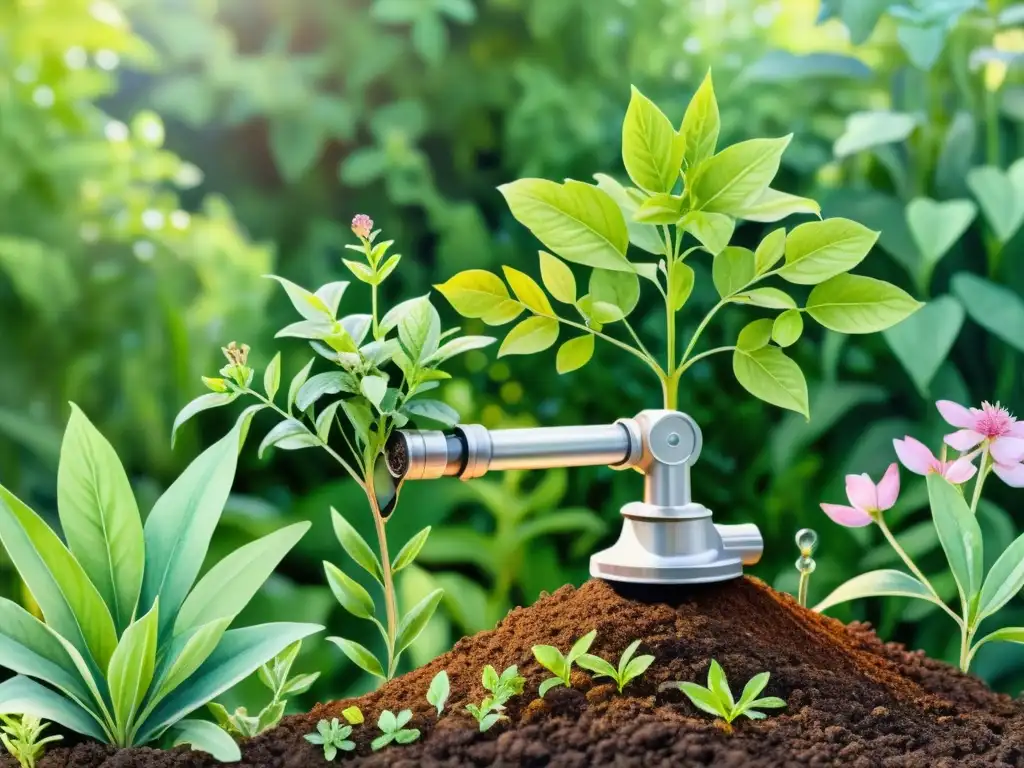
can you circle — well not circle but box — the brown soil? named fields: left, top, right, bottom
left=11, top=577, right=1024, bottom=767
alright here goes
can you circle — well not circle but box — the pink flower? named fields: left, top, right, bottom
left=820, top=463, right=900, bottom=528
left=936, top=400, right=1024, bottom=486
left=351, top=213, right=374, bottom=239
left=893, top=436, right=977, bottom=484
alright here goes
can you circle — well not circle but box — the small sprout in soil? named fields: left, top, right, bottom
left=342, top=706, right=364, bottom=725
left=577, top=639, right=654, bottom=693
left=465, top=664, right=526, bottom=732
left=533, top=629, right=597, bottom=697
left=304, top=718, right=355, bottom=761
left=427, top=670, right=450, bottom=716
left=0, top=715, right=62, bottom=768
left=794, top=528, right=818, bottom=608
left=371, top=709, right=420, bottom=751
left=675, top=660, right=786, bottom=730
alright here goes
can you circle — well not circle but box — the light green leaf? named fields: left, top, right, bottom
left=315, top=401, right=342, bottom=442
left=296, top=372, right=358, bottom=412
left=503, top=266, right=553, bottom=315
left=172, top=393, right=239, bottom=447
left=424, top=335, right=496, bottom=364
left=681, top=211, right=734, bottom=255
left=814, top=569, right=941, bottom=613
left=979, top=531, right=1024, bottom=620
left=314, top=281, right=349, bottom=317
left=952, top=272, right=1024, bottom=354
left=287, top=359, right=315, bottom=413
left=392, top=527, right=431, bottom=573
left=108, top=599, right=158, bottom=738
left=538, top=677, right=564, bottom=698
left=327, top=637, right=384, bottom=679
left=679, top=682, right=728, bottom=718
left=883, top=295, right=965, bottom=395
left=532, top=646, right=569, bottom=680
left=343, top=259, right=376, bottom=284
left=498, top=316, right=559, bottom=357
left=592, top=174, right=664, bottom=255
left=58, top=404, right=143, bottom=633
left=669, top=263, right=695, bottom=311
left=590, top=269, right=639, bottom=317
left=148, top=618, right=231, bottom=712
left=736, top=672, right=769, bottom=710
left=556, top=335, right=595, bottom=374
left=734, top=287, right=795, bottom=310
left=538, top=252, right=577, bottom=304
left=395, top=589, right=444, bottom=655
left=691, top=136, right=792, bottom=214
left=772, top=310, right=803, bottom=347
left=806, top=275, right=922, bottom=334
left=403, top=399, right=460, bottom=427
left=712, top=247, right=755, bottom=298
left=906, top=197, right=976, bottom=270
left=263, top=353, right=281, bottom=401
left=434, top=270, right=523, bottom=326
left=398, top=298, right=441, bottom=364
left=360, top=375, right=388, bottom=409
left=568, top=630, right=597, bottom=663
left=499, top=179, right=631, bottom=271
left=737, top=319, right=773, bottom=352
left=679, top=70, right=720, bottom=169
left=324, top=562, right=375, bottom=620
left=576, top=653, right=617, bottom=679
left=331, top=508, right=384, bottom=584
left=834, top=111, right=917, bottom=158
left=167, top=718, right=241, bottom=762
left=777, top=218, right=879, bottom=285
left=754, top=227, right=786, bottom=274
left=732, top=347, right=808, bottom=418
left=967, top=166, right=1024, bottom=243
left=266, top=275, right=331, bottom=320
left=258, top=420, right=319, bottom=458
left=0, top=676, right=105, bottom=741
left=622, top=86, right=684, bottom=194
left=707, top=660, right=734, bottom=709
left=897, top=22, right=947, bottom=71
left=735, top=188, right=821, bottom=223
left=928, top=474, right=983, bottom=613
left=427, top=670, right=450, bottom=715
left=972, top=626, right=1024, bottom=655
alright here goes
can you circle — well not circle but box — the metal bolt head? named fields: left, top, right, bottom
left=636, top=410, right=702, bottom=466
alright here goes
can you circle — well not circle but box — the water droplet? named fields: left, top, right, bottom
left=795, top=556, right=816, bottom=574
left=795, top=528, right=818, bottom=555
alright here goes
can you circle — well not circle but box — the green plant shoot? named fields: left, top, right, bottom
left=676, top=660, right=786, bottom=729
left=427, top=670, right=450, bottom=716
left=371, top=709, right=420, bottom=751
left=576, top=639, right=654, bottom=693
left=464, top=665, right=525, bottom=732
left=532, top=629, right=597, bottom=697
left=305, top=718, right=355, bottom=761
left=0, top=715, right=62, bottom=768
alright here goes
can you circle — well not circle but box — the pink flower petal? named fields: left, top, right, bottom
left=893, top=436, right=935, bottom=476
left=845, top=473, right=877, bottom=512
left=876, top=463, right=900, bottom=511
left=820, top=503, right=874, bottom=528
left=1010, top=422, right=1024, bottom=439
left=993, top=461, right=1024, bottom=488
left=936, top=400, right=975, bottom=429
left=944, top=429, right=985, bottom=451
left=991, top=436, right=1024, bottom=465
left=943, top=457, right=977, bottom=484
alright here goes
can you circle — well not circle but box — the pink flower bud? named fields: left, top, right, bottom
left=351, top=214, right=374, bottom=240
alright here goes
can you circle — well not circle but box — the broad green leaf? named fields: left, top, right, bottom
left=538, top=677, right=564, bottom=698
left=360, top=375, right=388, bottom=408
left=0, top=485, right=118, bottom=670
left=592, top=173, right=664, bottom=255
left=678, top=682, right=728, bottom=718
left=266, top=275, right=331, bottom=320
left=633, top=192, right=684, bottom=224
left=147, top=619, right=231, bottom=712
left=732, top=347, right=808, bottom=418
left=141, top=425, right=240, bottom=639
left=906, top=197, right=976, bottom=271
left=622, top=86, right=684, bottom=194
left=138, top=622, right=322, bottom=743
left=772, top=310, right=803, bottom=347
left=324, top=562, right=375, bottom=620
left=679, top=70, right=720, bottom=169
left=735, top=188, right=821, bottom=223
left=58, top=404, right=143, bottom=633
left=108, top=599, right=158, bottom=738
left=712, top=246, right=755, bottom=298
left=503, top=266, right=553, bottom=315
left=736, top=672, right=769, bottom=710
left=424, top=335, right=496, bottom=364
left=883, top=295, right=965, bottom=395
left=340, top=400, right=374, bottom=447
left=737, top=319, right=773, bottom=352
left=978, top=531, right=1024, bottom=620
left=343, top=259, right=376, bottom=284
left=392, top=527, right=431, bottom=573
left=276, top=319, right=335, bottom=342
left=681, top=211, right=734, bottom=255
left=263, top=352, right=281, bottom=401
left=691, top=136, right=792, bottom=214
left=398, top=297, right=441, bottom=364
left=590, top=269, right=639, bottom=317
left=315, top=401, right=342, bottom=442
left=533, top=646, right=569, bottom=680
left=172, top=393, right=239, bottom=447
left=174, top=523, right=310, bottom=635
left=0, top=676, right=105, bottom=741
left=668, top=263, right=695, bottom=311
left=814, top=569, right=941, bottom=613
left=258, top=420, right=319, bottom=458
left=972, top=627, right=1024, bottom=653
left=314, top=281, right=349, bottom=317
left=499, top=179, right=631, bottom=271
left=897, top=22, right=947, bottom=71
left=434, top=270, right=523, bottom=326
left=806, top=275, right=922, bottom=334
left=967, top=166, right=1024, bottom=243
left=952, top=272, right=1024, bottom=354
left=576, top=653, right=617, bottom=679
left=754, top=227, right=786, bottom=274
left=167, top=718, right=241, bottom=762
left=427, top=670, right=450, bottom=715
left=707, top=660, right=734, bottom=709
left=331, top=508, right=383, bottom=584
left=498, top=316, right=559, bottom=357
left=834, top=111, right=917, bottom=158
left=403, top=399, right=460, bottom=427
left=395, top=589, right=444, bottom=655
left=538, top=252, right=577, bottom=304
left=928, top=474, right=983, bottom=613
left=287, top=358, right=316, bottom=413
left=777, top=218, right=878, bottom=285
left=568, top=630, right=597, bottom=663
left=734, top=287, right=795, bottom=310
left=556, top=335, right=595, bottom=374
left=327, top=637, right=384, bottom=679
left=296, top=371, right=358, bottom=412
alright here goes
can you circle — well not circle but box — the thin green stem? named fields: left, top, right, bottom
left=545, top=313, right=666, bottom=379
left=959, top=623, right=977, bottom=672
left=969, top=447, right=990, bottom=516
left=662, top=225, right=677, bottom=376
left=679, top=345, right=735, bottom=374
left=798, top=571, right=810, bottom=609
left=622, top=318, right=655, bottom=362
left=680, top=299, right=727, bottom=366
left=876, top=517, right=963, bottom=627
left=367, top=484, right=398, bottom=679
left=371, top=284, right=380, bottom=339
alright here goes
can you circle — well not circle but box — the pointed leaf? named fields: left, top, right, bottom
left=327, top=637, right=384, bottom=679
left=735, top=188, right=821, bottom=223
left=576, top=653, right=617, bottom=679
left=669, top=262, right=695, bottom=311
left=108, top=599, right=159, bottom=737
left=712, top=247, right=755, bottom=298
left=681, top=211, right=734, bottom=255
left=883, top=295, right=964, bottom=395
left=266, top=275, right=331, bottom=320
left=167, top=718, right=241, bottom=762
left=806, top=275, right=922, bottom=334
left=679, top=682, right=729, bottom=718
left=732, top=347, right=808, bottom=418
left=287, top=358, right=316, bottom=413
left=707, top=660, right=734, bottom=709
left=567, top=630, right=597, bottom=663
left=736, top=671, right=769, bottom=709
left=172, top=393, right=239, bottom=447
left=503, top=266, right=553, bottom=315
left=538, top=677, right=564, bottom=698
left=592, top=173, right=665, bottom=255
left=928, top=474, right=983, bottom=612
left=330, top=509, right=383, bottom=583
left=555, top=335, right=595, bottom=374
left=403, top=400, right=460, bottom=427
left=532, top=646, right=569, bottom=679
left=296, top=372, right=358, bottom=412
left=754, top=227, right=786, bottom=274
left=777, top=218, right=878, bottom=285
left=324, top=562, right=376, bottom=620
left=263, top=353, right=281, bottom=401
left=258, top=420, right=319, bottom=458
left=0, top=676, right=105, bottom=740
left=498, top=317, right=559, bottom=357
left=691, top=136, right=792, bottom=214
left=622, top=86, right=685, bottom=194
left=395, top=589, right=444, bottom=655
left=538, top=251, right=577, bottom=304
left=427, top=670, right=450, bottom=715
left=814, top=569, right=941, bottom=613
left=424, top=336, right=496, bottom=365
left=392, top=527, right=431, bottom=573
left=680, top=70, right=720, bottom=169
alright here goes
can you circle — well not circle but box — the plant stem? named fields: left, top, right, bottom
left=661, top=370, right=680, bottom=411
left=969, top=447, right=990, bottom=516
left=680, top=299, right=727, bottom=366
left=371, top=284, right=379, bottom=339
left=797, top=570, right=810, bottom=609
left=545, top=313, right=665, bottom=378
left=367, top=482, right=398, bottom=679
left=622, top=317, right=656, bottom=362
left=959, top=623, right=977, bottom=672
left=679, top=345, right=735, bottom=374
left=876, top=517, right=963, bottom=626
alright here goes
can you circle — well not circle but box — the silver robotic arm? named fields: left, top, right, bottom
left=385, top=410, right=763, bottom=586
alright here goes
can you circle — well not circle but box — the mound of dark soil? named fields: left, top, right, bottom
left=12, top=577, right=1024, bottom=767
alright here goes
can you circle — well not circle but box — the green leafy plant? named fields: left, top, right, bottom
left=370, top=709, right=420, bottom=751
left=675, top=660, right=786, bottom=730
left=426, top=670, right=450, bottom=716
left=436, top=70, right=920, bottom=416
left=0, top=407, right=321, bottom=760
left=305, top=718, right=355, bottom=761
left=464, top=665, right=525, bottom=732
left=0, top=715, right=61, bottom=768
left=532, top=629, right=596, bottom=697
left=208, top=639, right=319, bottom=738
left=176, top=218, right=497, bottom=684
left=577, top=639, right=654, bottom=694
left=341, top=705, right=364, bottom=725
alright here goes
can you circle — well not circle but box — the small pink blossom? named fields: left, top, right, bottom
left=820, top=463, right=900, bottom=528
left=936, top=400, right=1024, bottom=486
left=351, top=213, right=374, bottom=239
left=893, top=436, right=977, bottom=484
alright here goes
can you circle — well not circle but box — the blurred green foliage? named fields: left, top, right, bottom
left=3, top=0, right=1024, bottom=717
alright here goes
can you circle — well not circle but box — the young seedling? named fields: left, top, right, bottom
left=341, top=706, right=364, bottom=725
left=794, top=528, right=818, bottom=608
left=675, top=660, right=786, bottom=731
left=427, top=670, right=450, bottom=716
left=532, top=629, right=597, bottom=697
left=0, top=715, right=62, bottom=768
left=371, top=710, right=420, bottom=751
left=464, top=665, right=526, bottom=732
left=577, top=639, right=654, bottom=693
left=304, top=718, right=355, bottom=761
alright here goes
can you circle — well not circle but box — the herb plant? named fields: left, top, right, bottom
left=532, top=629, right=596, bottom=697
left=0, top=407, right=321, bottom=760
left=208, top=639, right=319, bottom=738
left=817, top=399, right=1024, bottom=671
left=370, top=709, right=420, bottom=751
left=675, top=660, right=786, bottom=729
left=426, top=670, right=450, bottom=716
left=436, top=71, right=920, bottom=417
left=577, top=640, right=654, bottom=693
left=0, top=715, right=61, bottom=768
left=305, top=718, right=355, bottom=761
left=464, top=665, right=525, bottom=732
left=175, top=217, right=496, bottom=683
